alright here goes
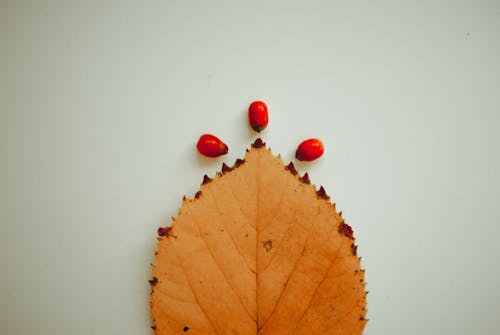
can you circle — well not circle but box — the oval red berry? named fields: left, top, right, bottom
left=196, top=134, right=228, bottom=158
left=295, top=138, right=324, bottom=161
left=248, top=101, right=269, bottom=132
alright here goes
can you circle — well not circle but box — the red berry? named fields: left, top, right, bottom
left=295, top=138, right=324, bottom=161
left=248, top=101, right=269, bottom=132
left=196, top=134, right=228, bottom=158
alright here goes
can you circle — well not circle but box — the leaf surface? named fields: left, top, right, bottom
left=151, top=143, right=367, bottom=334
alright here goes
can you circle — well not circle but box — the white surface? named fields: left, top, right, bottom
left=1, top=1, right=499, bottom=334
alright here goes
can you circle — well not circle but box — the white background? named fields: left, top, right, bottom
left=1, top=1, right=499, bottom=334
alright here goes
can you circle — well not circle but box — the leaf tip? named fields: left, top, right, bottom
left=252, top=138, right=266, bottom=148
left=351, top=243, right=358, bottom=255
left=157, top=226, right=173, bottom=238
left=285, top=162, right=298, bottom=175
left=299, top=172, right=310, bottom=184
left=221, top=162, right=232, bottom=174
left=202, top=174, right=212, bottom=184
left=234, top=158, right=245, bottom=167
left=339, top=222, right=354, bottom=239
left=316, top=186, right=330, bottom=200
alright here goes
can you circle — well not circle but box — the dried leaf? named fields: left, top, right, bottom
left=151, top=143, right=367, bottom=334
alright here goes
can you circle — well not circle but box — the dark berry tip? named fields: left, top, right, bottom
left=149, top=277, right=158, bottom=286
left=252, top=125, right=263, bottom=132
left=194, top=191, right=202, bottom=199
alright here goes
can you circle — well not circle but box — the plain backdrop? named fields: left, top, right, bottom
left=1, top=1, right=499, bottom=334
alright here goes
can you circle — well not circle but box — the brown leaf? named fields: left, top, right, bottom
left=151, top=144, right=367, bottom=334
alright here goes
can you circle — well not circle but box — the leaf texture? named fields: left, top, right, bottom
left=151, top=141, right=367, bottom=334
